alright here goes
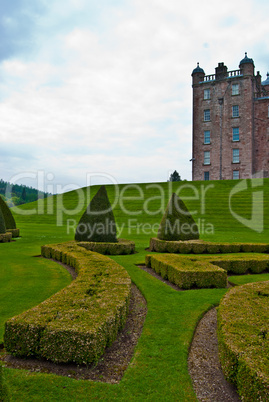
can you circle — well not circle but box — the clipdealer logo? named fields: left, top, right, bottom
left=229, top=178, right=264, bottom=233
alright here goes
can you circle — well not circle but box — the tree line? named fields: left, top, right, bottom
left=0, top=179, right=51, bottom=207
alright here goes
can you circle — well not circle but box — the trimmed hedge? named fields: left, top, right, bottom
left=149, top=237, right=269, bottom=255
left=78, top=238, right=135, bottom=255
left=217, top=281, right=269, bottom=400
left=145, top=254, right=227, bottom=289
left=6, top=228, right=20, bottom=238
left=75, top=185, right=118, bottom=243
left=157, top=193, right=199, bottom=241
left=0, top=233, right=12, bottom=243
left=4, top=242, right=131, bottom=365
left=211, top=255, right=269, bottom=275
left=145, top=253, right=269, bottom=289
left=0, top=196, right=16, bottom=230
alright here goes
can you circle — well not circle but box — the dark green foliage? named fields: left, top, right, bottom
left=0, top=208, right=6, bottom=234
left=0, top=196, right=16, bottom=229
left=168, top=170, right=181, bottom=182
left=157, top=193, right=199, bottom=241
left=0, top=179, right=51, bottom=206
left=75, top=185, right=118, bottom=243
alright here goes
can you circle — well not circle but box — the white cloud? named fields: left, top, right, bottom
left=0, top=0, right=269, bottom=191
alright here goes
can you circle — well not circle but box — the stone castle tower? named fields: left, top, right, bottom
left=191, top=53, right=269, bottom=181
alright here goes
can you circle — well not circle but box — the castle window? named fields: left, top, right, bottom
left=204, top=109, right=210, bottom=121
left=204, top=89, right=210, bottom=100
left=232, top=84, right=239, bottom=96
left=204, top=151, right=210, bottom=165
left=204, top=171, right=210, bottom=180
left=232, top=127, right=239, bottom=142
left=232, top=149, right=240, bottom=163
left=232, top=105, right=239, bottom=118
left=204, top=130, right=211, bottom=144
left=233, top=170, right=239, bottom=180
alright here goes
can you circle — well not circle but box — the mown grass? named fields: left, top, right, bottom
left=1, top=178, right=269, bottom=401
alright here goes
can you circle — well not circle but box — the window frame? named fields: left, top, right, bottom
left=232, top=105, right=239, bottom=118
left=232, top=83, right=239, bottom=96
left=204, top=109, right=211, bottom=122
left=232, top=127, right=239, bottom=142
left=204, top=130, right=211, bottom=144
left=204, top=89, right=210, bottom=100
left=232, top=148, right=240, bottom=164
left=204, top=151, right=210, bottom=165
left=233, top=170, right=239, bottom=180
left=204, top=171, right=210, bottom=181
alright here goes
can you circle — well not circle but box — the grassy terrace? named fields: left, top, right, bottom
left=1, top=179, right=269, bottom=401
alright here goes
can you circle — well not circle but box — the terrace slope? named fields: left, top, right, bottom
left=13, top=178, right=269, bottom=243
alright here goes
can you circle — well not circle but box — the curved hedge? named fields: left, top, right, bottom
left=4, top=242, right=131, bottom=365
left=77, top=238, right=135, bottom=255
left=217, top=281, right=269, bottom=400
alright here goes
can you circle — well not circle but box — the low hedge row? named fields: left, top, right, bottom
left=217, top=281, right=269, bottom=400
left=149, top=237, right=269, bottom=254
left=0, top=233, right=12, bottom=243
left=77, top=238, right=135, bottom=255
left=210, top=254, right=269, bottom=275
left=4, top=242, right=131, bottom=365
left=6, top=228, right=20, bottom=238
left=145, top=254, right=227, bottom=289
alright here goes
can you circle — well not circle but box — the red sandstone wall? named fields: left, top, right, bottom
left=192, top=66, right=269, bottom=180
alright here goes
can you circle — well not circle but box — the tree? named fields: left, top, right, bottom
left=21, top=186, right=26, bottom=201
left=168, top=170, right=181, bottom=182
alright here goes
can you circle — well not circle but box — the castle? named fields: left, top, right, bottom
left=191, top=53, right=269, bottom=181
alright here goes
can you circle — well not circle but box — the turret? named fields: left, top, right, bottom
left=239, top=52, right=255, bottom=76
left=192, top=63, right=205, bottom=85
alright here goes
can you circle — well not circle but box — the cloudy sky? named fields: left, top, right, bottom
left=1, top=0, right=269, bottom=193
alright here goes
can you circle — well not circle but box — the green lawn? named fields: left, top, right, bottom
left=1, top=179, right=269, bottom=401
